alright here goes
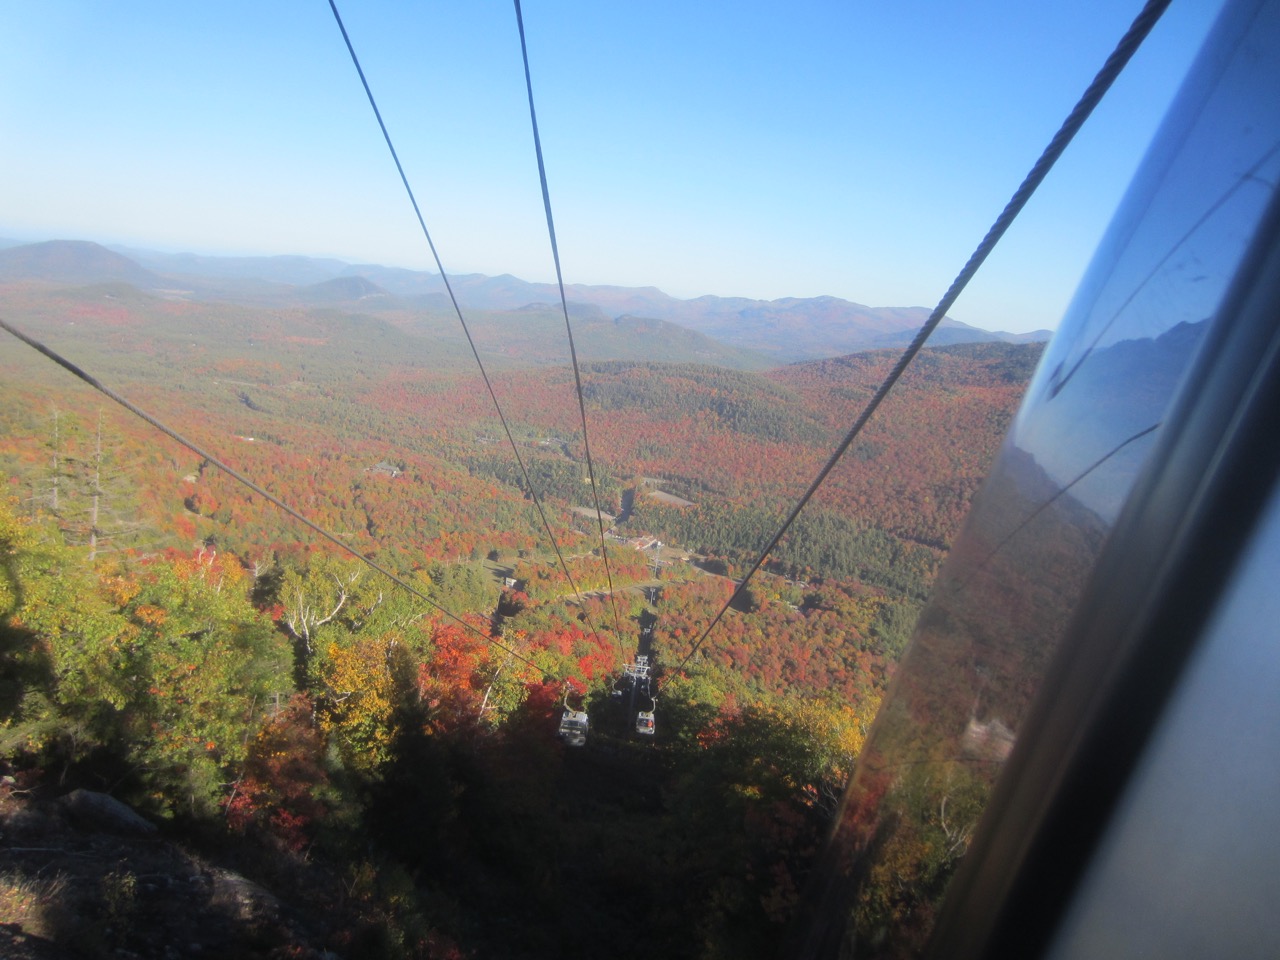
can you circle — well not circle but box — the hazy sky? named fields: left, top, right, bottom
left=1, top=1, right=1226, bottom=333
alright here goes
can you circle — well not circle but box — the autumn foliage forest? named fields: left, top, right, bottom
left=0, top=267, right=1042, bottom=959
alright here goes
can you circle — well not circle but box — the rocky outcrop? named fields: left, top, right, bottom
left=57, top=789, right=158, bottom=837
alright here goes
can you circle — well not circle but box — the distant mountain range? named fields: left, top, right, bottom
left=0, top=239, right=1050, bottom=363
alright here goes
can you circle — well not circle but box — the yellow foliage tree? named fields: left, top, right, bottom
left=312, top=636, right=403, bottom=773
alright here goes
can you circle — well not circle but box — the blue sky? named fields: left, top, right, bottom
left=1, top=1, right=1225, bottom=333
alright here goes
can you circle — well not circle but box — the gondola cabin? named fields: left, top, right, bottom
left=558, top=709, right=588, bottom=747
left=635, top=711, right=655, bottom=736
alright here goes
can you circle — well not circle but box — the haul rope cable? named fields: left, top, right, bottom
left=327, top=0, right=625, bottom=664
left=665, top=0, right=1174, bottom=685
left=0, top=315, right=545, bottom=675
left=512, top=0, right=626, bottom=643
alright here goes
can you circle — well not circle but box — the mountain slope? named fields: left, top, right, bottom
left=295, top=275, right=394, bottom=304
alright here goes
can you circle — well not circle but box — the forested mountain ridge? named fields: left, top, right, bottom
left=0, top=271, right=1042, bottom=588
left=0, top=246, right=1044, bottom=958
